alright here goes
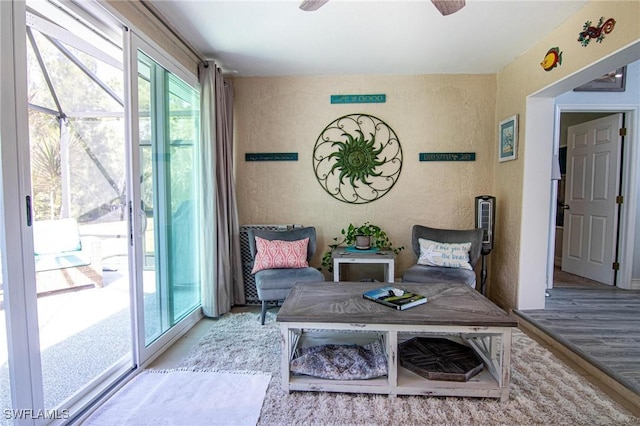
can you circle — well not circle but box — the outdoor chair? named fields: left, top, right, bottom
left=34, top=218, right=103, bottom=294
left=248, top=226, right=325, bottom=324
left=402, top=224, right=483, bottom=288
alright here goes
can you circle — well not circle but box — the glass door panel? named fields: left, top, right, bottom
left=137, top=55, right=159, bottom=343
left=137, top=52, right=200, bottom=347
left=167, top=73, right=200, bottom=320
left=25, top=2, right=132, bottom=410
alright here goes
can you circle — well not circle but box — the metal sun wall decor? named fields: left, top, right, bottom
left=313, top=114, right=402, bottom=204
left=578, top=17, right=616, bottom=47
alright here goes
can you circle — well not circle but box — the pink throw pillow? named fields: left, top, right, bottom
left=251, top=237, right=310, bottom=273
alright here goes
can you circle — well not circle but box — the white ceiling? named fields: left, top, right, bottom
left=149, top=0, right=589, bottom=77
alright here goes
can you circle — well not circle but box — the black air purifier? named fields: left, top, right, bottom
left=475, top=195, right=496, bottom=255
left=475, top=195, right=496, bottom=295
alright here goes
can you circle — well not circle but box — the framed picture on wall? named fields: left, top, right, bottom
left=498, top=114, right=518, bottom=162
left=573, top=67, right=626, bottom=92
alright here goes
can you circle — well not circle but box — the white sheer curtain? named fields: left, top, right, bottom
left=199, top=61, right=245, bottom=317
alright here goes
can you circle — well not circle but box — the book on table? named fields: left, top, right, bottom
left=363, top=286, right=427, bottom=310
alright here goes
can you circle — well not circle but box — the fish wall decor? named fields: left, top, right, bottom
left=541, top=47, right=563, bottom=71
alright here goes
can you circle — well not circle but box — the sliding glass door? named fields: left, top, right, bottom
left=0, top=0, right=135, bottom=419
left=25, top=1, right=133, bottom=409
left=0, top=2, right=204, bottom=420
left=130, top=36, right=201, bottom=359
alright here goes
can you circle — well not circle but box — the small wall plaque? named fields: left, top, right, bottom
left=419, top=152, right=476, bottom=162
left=330, top=94, right=386, bottom=104
left=245, top=153, right=298, bottom=161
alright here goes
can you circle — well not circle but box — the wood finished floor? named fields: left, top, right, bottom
left=515, top=270, right=640, bottom=400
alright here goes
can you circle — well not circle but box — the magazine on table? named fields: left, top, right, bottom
left=363, top=286, right=427, bottom=310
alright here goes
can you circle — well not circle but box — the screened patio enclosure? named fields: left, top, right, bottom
left=26, top=6, right=126, bottom=262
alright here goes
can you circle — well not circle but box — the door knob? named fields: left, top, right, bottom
left=562, top=204, right=570, bottom=210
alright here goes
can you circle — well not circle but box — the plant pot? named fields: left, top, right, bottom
left=355, top=235, right=371, bottom=249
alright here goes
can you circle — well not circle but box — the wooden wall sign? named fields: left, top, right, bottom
left=419, top=152, right=476, bottom=162
left=245, top=153, right=298, bottom=161
left=330, top=94, right=386, bottom=104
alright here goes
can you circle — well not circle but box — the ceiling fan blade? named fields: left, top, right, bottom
left=299, top=0, right=329, bottom=12
left=431, top=0, right=465, bottom=16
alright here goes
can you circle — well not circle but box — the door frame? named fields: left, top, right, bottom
left=1, top=0, right=44, bottom=415
left=518, top=42, right=640, bottom=310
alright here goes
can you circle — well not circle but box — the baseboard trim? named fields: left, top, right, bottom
left=516, top=314, right=640, bottom=417
left=631, top=279, right=640, bottom=290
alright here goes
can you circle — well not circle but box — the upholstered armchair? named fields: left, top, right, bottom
left=248, top=226, right=325, bottom=324
left=402, top=225, right=483, bottom=288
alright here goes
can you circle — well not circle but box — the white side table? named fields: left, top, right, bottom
left=332, top=248, right=396, bottom=283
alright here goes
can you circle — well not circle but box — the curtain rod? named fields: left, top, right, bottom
left=139, top=0, right=206, bottom=64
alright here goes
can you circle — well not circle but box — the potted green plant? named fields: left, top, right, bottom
left=321, top=222, right=404, bottom=272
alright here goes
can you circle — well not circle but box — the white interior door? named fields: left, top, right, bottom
left=561, top=113, right=623, bottom=285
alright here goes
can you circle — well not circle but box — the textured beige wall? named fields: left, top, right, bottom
left=234, top=75, right=496, bottom=279
left=493, top=1, right=640, bottom=309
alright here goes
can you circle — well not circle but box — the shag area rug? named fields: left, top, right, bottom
left=178, top=311, right=640, bottom=426
left=83, top=369, right=270, bottom=426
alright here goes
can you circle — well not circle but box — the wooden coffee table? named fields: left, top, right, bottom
left=277, top=282, right=517, bottom=401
